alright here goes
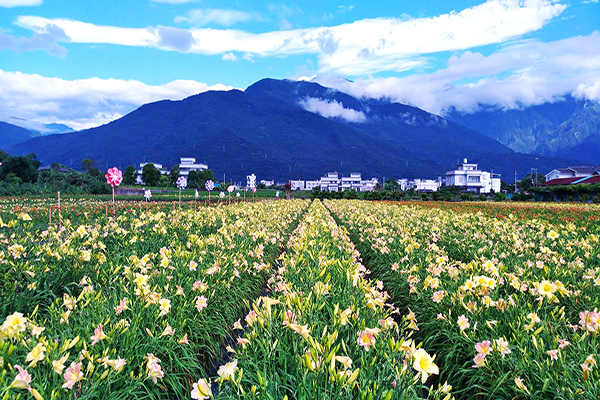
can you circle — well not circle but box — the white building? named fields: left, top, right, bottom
left=361, top=178, right=379, bottom=192
left=397, top=178, right=441, bottom=192
left=545, top=165, right=600, bottom=182
left=341, top=173, right=362, bottom=191
left=290, top=180, right=321, bottom=191
left=413, top=179, right=442, bottom=192
left=320, top=172, right=340, bottom=192
left=136, top=162, right=168, bottom=184
left=260, top=180, right=274, bottom=187
left=246, top=174, right=257, bottom=189
left=178, top=157, right=208, bottom=177
left=305, top=180, right=320, bottom=191
left=445, top=159, right=500, bottom=193
left=290, top=180, right=305, bottom=190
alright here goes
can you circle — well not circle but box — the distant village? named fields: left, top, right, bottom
left=131, top=157, right=599, bottom=195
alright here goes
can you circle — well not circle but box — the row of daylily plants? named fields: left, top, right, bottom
left=1, top=200, right=308, bottom=399
left=211, top=200, right=449, bottom=400
left=325, top=200, right=600, bottom=399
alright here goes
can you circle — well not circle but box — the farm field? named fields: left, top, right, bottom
left=1, top=198, right=599, bottom=399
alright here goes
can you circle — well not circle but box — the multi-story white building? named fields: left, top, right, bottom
left=136, top=162, right=168, bottom=184
left=446, top=159, right=500, bottom=193
left=319, top=172, right=364, bottom=192
left=341, top=173, right=362, bottom=191
left=320, top=172, right=341, bottom=192
left=178, top=157, right=208, bottom=177
left=246, top=174, right=257, bottom=189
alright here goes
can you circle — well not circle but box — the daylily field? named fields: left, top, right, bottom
left=1, top=198, right=599, bottom=399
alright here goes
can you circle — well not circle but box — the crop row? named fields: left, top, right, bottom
left=1, top=200, right=308, bottom=399
left=325, top=200, right=600, bottom=399
left=211, top=200, right=449, bottom=400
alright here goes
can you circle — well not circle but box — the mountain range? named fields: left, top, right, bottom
left=447, top=96, right=600, bottom=164
left=3, top=78, right=595, bottom=181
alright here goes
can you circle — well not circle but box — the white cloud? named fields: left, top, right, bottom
left=174, top=8, right=258, bottom=27
left=0, top=0, right=41, bottom=7
left=299, top=97, right=367, bottom=123
left=222, top=52, right=236, bottom=61
left=312, top=33, right=600, bottom=115
left=0, top=69, right=235, bottom=131
left=15, top=0, right=567, bottom=75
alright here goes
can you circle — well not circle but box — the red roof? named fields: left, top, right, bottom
left=542, top=177, right=580, bottom=186
left=579, top=175, right=600, bottom=184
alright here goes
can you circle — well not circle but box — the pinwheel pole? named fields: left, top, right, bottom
left=227, top=185, right=234, bottom=205
left=205, top=180, right=214, bottom=207
left=105, top=167, right=123, bottom=218
left=176, top=176, right=187, bottom=210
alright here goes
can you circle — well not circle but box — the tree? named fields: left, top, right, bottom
left=81, top=158, right=97, bottom=173
left=384, top=178, right=400, bottom=192
left=199, top=169, right=215, bottom=184
left=517, top=173, right=545, bottom=193
left=256, top=182, right=266, bottom=190
left=500, top=180, right=513, bottom=194
left=0, top=154, right=40, bottom=183
left=158, top=175, right=169, bottom=187
left=187, top=170, right=201, bottom=188
left=122, top=165, right=137, bottom=185
left=169, top=165, right=180, bottom=187
left=0, top=150, right=9, bottom=163
left=142, top=163, right=161, bottom=186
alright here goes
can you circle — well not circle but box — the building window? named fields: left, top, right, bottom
left=468, top=176, right=480, bottom=183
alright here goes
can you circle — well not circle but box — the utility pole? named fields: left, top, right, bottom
left=531, top=168, right=538, bottom=187
left=514, top=170, right=517, bottom=193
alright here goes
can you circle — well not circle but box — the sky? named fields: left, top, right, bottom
left=1, top=0, right=599, bottom=132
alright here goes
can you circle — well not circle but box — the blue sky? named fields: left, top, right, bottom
left=1, top=0, right=599, bottom=131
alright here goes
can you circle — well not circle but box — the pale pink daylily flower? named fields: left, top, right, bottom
left=357, top=330, right=376, bottom=352
left=90, top=324, right=107, bottom=346
left=195, top=296, right=208, bottom=312
left=10, top=365, right=32, bottom=392
left=115, top=298, right=129, bottom=315
left=546, top=349, right=559, bottom=361
left=62, top=362, right=84, bottom=390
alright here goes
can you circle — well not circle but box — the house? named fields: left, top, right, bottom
left=445, top=159, right=500, bottom=193
left=246, top=174, right=257, bottom=189
left=290, top=180, right=305, bottom=190
left=178, top=157, right=208, bottom=177
left=38, top=164, right=71, bottom=173
left=341, top=173, right=362, bottom=191
left=360, top=178, right=379, bottom=192
left=397, top=178, right=441, bottom=192
left=136, top=162, right=168, bottom=184
left=305, top=180, right=320, bottom=191
left=544, top=165, right=600, bottom=184
left=412, top=178, right=442, bottom=192
left=260, top=180, right=274, bottom=187
left=320, top=172, right=340, bottom=192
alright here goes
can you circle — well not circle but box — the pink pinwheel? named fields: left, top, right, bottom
left=105, top=167, right=122, bottom=217
left=105, top=167, right=123, bottom=188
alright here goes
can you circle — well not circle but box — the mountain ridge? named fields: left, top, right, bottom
left=7, top=78, right=586, bottom=181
